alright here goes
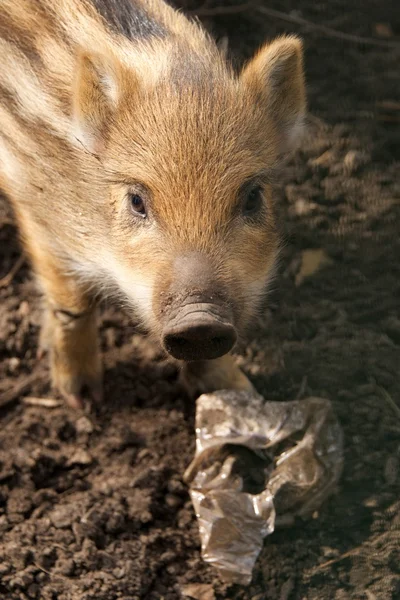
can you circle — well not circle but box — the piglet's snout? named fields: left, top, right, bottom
left=162, top=303, right=236, bottom=361
left=160, top=253, right=237, bottom=361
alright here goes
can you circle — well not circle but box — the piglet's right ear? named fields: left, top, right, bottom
left=73, top=50, right=129, bottom=154
left=241, top=36, right=306, bottom=153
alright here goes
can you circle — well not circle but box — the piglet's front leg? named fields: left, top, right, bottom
left=41, top=306, right=102, bottom=409
left=28, top=244, right=103, bottom=409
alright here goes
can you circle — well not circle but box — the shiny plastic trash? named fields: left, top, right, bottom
left=184, top=391, right=344, bottom=585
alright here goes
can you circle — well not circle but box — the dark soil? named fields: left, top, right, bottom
left=1, top=1, right=399, bottom=599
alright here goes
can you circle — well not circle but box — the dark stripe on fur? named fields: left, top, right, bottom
left=90, top=0, right=166, bottom=39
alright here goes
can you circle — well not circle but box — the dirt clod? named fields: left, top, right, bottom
left=182, top=583, right=216, bottom=600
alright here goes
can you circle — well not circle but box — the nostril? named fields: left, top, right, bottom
left=172, top=336, right=190, bottom=349
left=163, top=319, right=237, bottom=361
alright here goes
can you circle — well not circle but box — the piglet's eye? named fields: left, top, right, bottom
left=243, top=185, right=263, bottom=217
left=129, top=193, right=146, bottom=218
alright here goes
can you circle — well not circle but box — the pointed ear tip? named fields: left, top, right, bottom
left=243, top=36, right=304, bottom=76
left=280, top=34, right=303, bottom=47
left=268, top=35, right=304, bottom=58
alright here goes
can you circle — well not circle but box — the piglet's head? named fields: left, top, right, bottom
left=73, top=34, right=305, bottom=361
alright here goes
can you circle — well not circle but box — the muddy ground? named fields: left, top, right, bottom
left=1, top=1, right=399, bottom=599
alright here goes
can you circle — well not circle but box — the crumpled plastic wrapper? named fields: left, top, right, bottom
left=184, top=392, right=343, bottom=585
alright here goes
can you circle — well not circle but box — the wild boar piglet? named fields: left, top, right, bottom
left=0, top=0, right=305, bottom=407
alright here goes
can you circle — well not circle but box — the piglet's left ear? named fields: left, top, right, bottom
left=73, top=49, right=133, bottom=154
left=241, top=36, right=306, bottom=152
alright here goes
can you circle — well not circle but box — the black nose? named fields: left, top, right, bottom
left=163, top=315, right=237, bottom=361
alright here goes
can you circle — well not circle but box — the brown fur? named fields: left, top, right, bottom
left=0, top=0, right=305, bottom=406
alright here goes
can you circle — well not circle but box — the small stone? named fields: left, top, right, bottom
left=284, top=183, right=298, bottom=203
left=363, top=496, right=379, bottom=508
left=165, top=493, right=183, bottom=509
left=160, top=551, right=176, bottom=564
left=113, top=567, right=125, bottom=579
left=19, top=301, right=30, bottom=316
left=295, top=249, right=333, bottom=286
left=8, top=357, right=20, bottom=372
left=104, top=327, right=116, bottom=349
left=137, top=448, right=151, bottom=461
left=67, top=449, right=93, bottom=466
left=97, top=479, right=114, bottom=496
left=50, top=505, right=73, bottom=529
left=169, top=409, right=181, bottom=422
left=343, top=150, right=367, bottom=173
left=309, top=149, right=336, bottom=169
left=166, top=564, right=176, bottom=575
left=181, top=583, right=216, bottom=600
left=321, top=546, right=339, bottom=558
left=75, top=416, right=94, bottom=434
left=293, top=198, right=317, bottom=216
